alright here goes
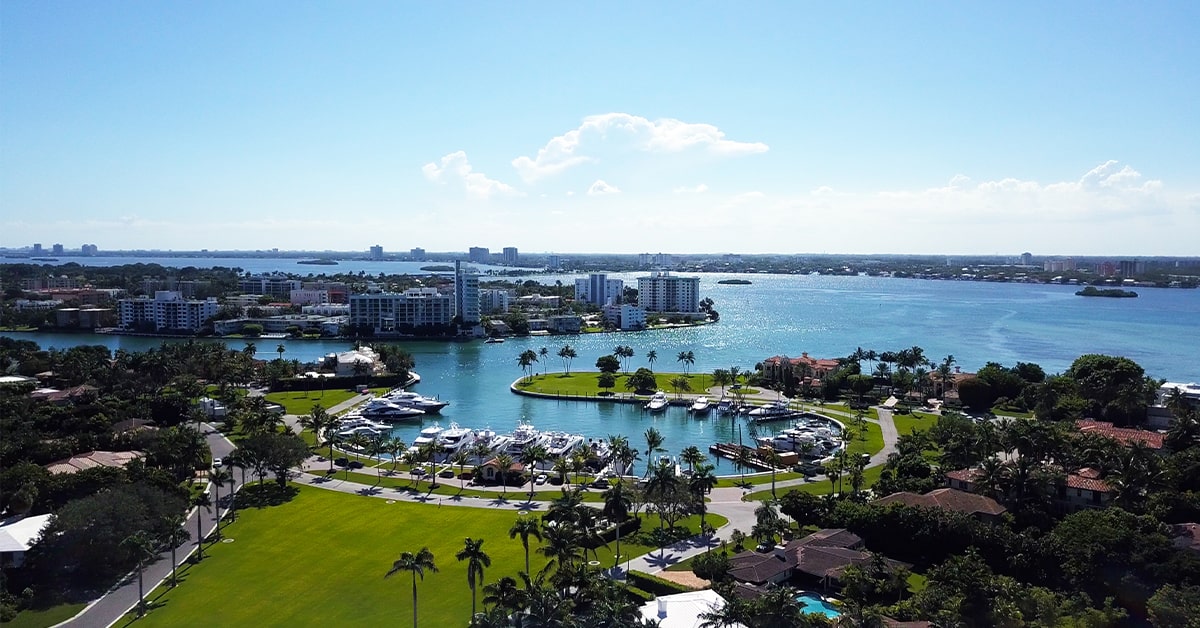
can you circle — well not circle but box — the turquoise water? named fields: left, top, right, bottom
left=6, top=272, right=1198, bottom=473
left=795, top=592, right=841, bottom=617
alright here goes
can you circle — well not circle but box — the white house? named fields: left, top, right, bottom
left=602, top=304, right=647, bottom=330
left=0, top=514, right=54, bottom=567
left=638, top=590, right=745, bottom=628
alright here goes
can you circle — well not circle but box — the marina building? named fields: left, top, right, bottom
left=118, top=291, right=219, bottom=332
left=637, top=271, right=700, bottom=313
left=574, top=273, right=624, bottom=306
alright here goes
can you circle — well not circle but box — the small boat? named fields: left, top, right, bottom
left=484, top=337, right=505, bottom=343
left=645, top=391, right=669, bottom=413
left=716, top=396, right=735, bottom=415
left=690, top=396, right=711, bottom=414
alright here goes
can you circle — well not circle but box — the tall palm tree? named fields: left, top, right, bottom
left=677, top=351, right=689, bottom=375
left=685, top=351, right=695, bottom=375
left=538, top=521, right=584, bottom=578
left=161, top=514, right=189, bottom=588
left=276, top=343, right=286, bottom=361
left=712, top=369, right=731, bottom=396
left=538, top=347, right=549, bottom=375
left=602, top=482, right=632, bottom=567
left=669, top=375, right=692, bottom=399
left=122, top=530, right=157, bottom=618
left=386, top=547, right=439, bottom=628
left=557, top=345, right=576, bottom=374
left=494, top=453, right=515, bottom=495
left=646, top=350, right=658, bottom=371
left=211, top=466, right=233, bottom=539
left=517, top=350, right=537, bottom=382
left=471, top=440, right=492, bottom=468
left=457, top=537, right=492, bottom=625
left=193, top=491, right=212, bottom=560
left=482, top=576, right=523, bottom=624
left=762, top=448, right=783, bottom=499
left=509, top=516, right=542, bottom=575
left=452, top=451, right=471, bottom=490
left=643, top=427, right=665, bottom=478
left=689, top=464, right=718, bottom=530
left=680, top=445, right=705, bottom=474
left=521, top=445, right=548, bottom=500
left=300, top=405, right=338, bottom=472
left=733, top=447, right=752, bottom=486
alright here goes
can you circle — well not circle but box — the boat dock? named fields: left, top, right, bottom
left=708, top=442, right=781, bottom=471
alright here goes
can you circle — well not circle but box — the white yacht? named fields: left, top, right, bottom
left=645, top=391, right=669, bottom=413
left=360, top=398, right=426, bottom=421
left=337, top=416, right=391, bottom=431
left=408, top=423, right=444, bottom=454
left=544, top=432, right=584, bottom=459
left=690, top=397, right=711, bottom=414
left=385, top=390, right=450, bottom=414
left=436, top=423, right=477, bottom=456
left=746, top=400, right=797, bottom=420
left=503, top=421, right=547, bottom=456
left=716, top=396, right=736, bottom=415
left=336, top=425, right=387, bottom=439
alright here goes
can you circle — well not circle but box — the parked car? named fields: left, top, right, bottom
left=334, top=457, right=350, bottom=467
left=348, top=460, right=364, bottom=469
left=534, top=473, right=548, bottom=485
left=212, top=457, right=222, bottom=467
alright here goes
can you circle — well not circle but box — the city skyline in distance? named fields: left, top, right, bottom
left=2, top=3, right=1198, bottom=256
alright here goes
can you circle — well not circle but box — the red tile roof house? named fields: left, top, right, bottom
left=873, top=488, right=1008, bottom=522
left=1075, top=420, right=1166, bottom=451
left=945, top=466, right=1113, bottom=513
left=760, top=353, right=842, bottom=387
left=476, top=457, right=525, bottom=484
left=727, top=528, right=909, bottom=591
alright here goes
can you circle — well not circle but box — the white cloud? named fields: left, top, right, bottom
left=673, top=184, right=709, bottom=194
left=421, top=151, right=520, bottom=199
left=512, top=113, right=768, bottom=181
left=587, top=180, right=621, bottom=196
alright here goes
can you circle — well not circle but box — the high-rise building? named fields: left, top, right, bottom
left=369, top=245, right=384, bottom=260
left=468, top=247, right=490, bottom=263
left=547, top=255, right=561, bottom=270
left=574, top=273, right=624, bottom=306
left=410, top=247, right=426, bottom=260
left=81, top=244, right=98, bottom=256
left=637, top=271, right=700, bottom=313
left=1020, top=252, right=1033, bottom=266
left=51, top=244, right=64, bottom=255
left=349, top=289, right=454, bottom=333
left=502, top=247, right=518, bottom=264
left=454, top=260, right=480, bottom=325
left=31, top=244, right=43, bottom=256
left=1119, top=260, right=1146, bottom=276
left=638, top=252, right=674, bottom=268
left=479, top=289, right=512, bottom=314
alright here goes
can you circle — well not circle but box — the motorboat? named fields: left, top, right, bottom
left=337, top=416, right=391, bottom=431
left=484, top=337, right=505, bottom=343
left=545, top=432, right=584, bottom=459
left=746, top=400, right=798, bottom=421
left=360, top=398, right=426, bottom=421
left=336, top=425, right=387, bottom=439
left=690, top=396, right=711, bottom=414
left=385, top=390, right=449, bottom=414
left=503, top=421, right=547, bottom=456
left=645, top=391, right=669, bottom=413
left=716, top=396, right=735, bottom=415
left=436, top=422, right=476, bottom=456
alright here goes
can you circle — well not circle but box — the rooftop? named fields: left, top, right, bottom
left=874, top=488, right=1007, bottom=517
left=1076, top=420, right=1165, bottom=450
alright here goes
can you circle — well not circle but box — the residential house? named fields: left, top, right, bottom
left=874, top=487, right=1008, bottom=522
left=45, top=450, right=145, bottom=475
left=760, top=353, right=841, bottom=387
left=638, top=590, right=746, bottom=628
left=945, top=466, right=1112, bottom=513
left=727, top=528, right=907, bottom=590
left=0, top=514, right=54, bottom=567
left=477, top=457, right=524, bottom=483
left=1075, top=419, right=1165, bottom=451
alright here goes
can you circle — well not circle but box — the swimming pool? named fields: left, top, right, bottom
left=795, top=592, right=841, bottom=618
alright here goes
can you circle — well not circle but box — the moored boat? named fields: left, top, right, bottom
left=645, top=391, right=669, bottom=413
left=690, top=396, right=711, bottom=414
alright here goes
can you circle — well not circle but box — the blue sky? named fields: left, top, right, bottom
left=3, top=2, right=1197, bottom=255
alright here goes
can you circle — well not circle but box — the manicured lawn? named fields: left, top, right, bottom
left=515, top=372, right=719, bottom=398
left=743, top=465, right=886, bottom=502
left=1, top=603, right=86, bottom=628
left=119, top=485, right=721, bottom=628
left=264, top=387, right=388, bottom=415
left=892, top=412, right=937, bottom=436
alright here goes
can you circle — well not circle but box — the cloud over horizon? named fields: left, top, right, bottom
left=421, top=151, right=520, bottom=199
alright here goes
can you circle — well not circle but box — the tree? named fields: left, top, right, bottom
left=614, top=345, right=635, bottom=374
left=847, top=374, right=874, bottom=403
left=625, top=367, right=658, bottom=394
left=669, top=375, right=692, bottom=398
left=457, top=537, right=492, bottom=625
left=509, top=516, right=542, bottom=575
left=162, top=515, right=189, bottom=589
left=482, top=576, right=523, bottom=623
left=677, top=350, right=695, bottom=375
left=712, top=369, right=731, bottom=395
left=595, top=354, right=620, bottom=374
left=122, top=530, right=157, bottom=618
left=602, top=482, right=633, bottom=568
left=557, top=345, right=577, bottom=375
left=646, top=350, right=658, bottom=371
left=1147, top=584, right=1200, bottom=627
left=643, top=427, right=665, bottom=477
left=521, top=445, right=548, bottom=500
left=597, top=372, right=616, bottom=395
left=689, top=464, right=718, bottom=530
left=1066, top=354, right=1157, bottom=425
left=385, top=547, right=439, bottom=628
left=517, top=349, right=538, bottom=382
left=494, top=453, right=515, bottom=495
left=538, top=346, right=549, bottom=375
left=210, top=466, right=233, bottom=539
left=275, top=343, right=286, bottom=361
left=956, top=377, right=994, bottom=411
left=193, top=490, right=212, bottom=560
left=680, top=446, right=705, bottom=474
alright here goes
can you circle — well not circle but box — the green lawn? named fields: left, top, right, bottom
left=743, top=464, right=886, bottom=502
left=515, top=372, right=719, bottom=398
left=892, top=412, right=937, bottom=436
left=1, top=603, right=86, bottom=628
left=118, top=485, right=722, bottom=628
left=264, top=387, right=388, bottom=415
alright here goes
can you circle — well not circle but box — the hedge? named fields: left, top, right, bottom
left=626, top=570, right=696, bottom=596
left=269, top=373, right=409, bottom=392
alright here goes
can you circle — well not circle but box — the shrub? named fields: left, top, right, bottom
left=627, top=570, right=694, bottom=596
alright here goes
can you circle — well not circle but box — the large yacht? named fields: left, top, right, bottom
left=360, top=398, right=426, bottom=421
left=544, top=432, right=584, bottom=459
left=385, top=390, right=449, bottom=414
left=336, top=415, right=391, bottom=432
left=690, top=397, right=711, bottom=414
left=746, top=399, right=798, bottom=421
left=408, top=423, right=444, bottom=454
left=645, top=391, right=669, bottom=413
left=503, top=421, right=547, bottom=456
left=435, top=423, right=476, bottom=456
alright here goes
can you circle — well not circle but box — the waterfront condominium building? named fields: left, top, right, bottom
left=409, top=247, right=426, bottom=260
left=118, top=291, right=219, bottom=332
left=502, top=247, right=518, bottom=264
left=636, top=271, right=700, bottom=313
left=369, top=245, right=384, bottom=260
left=602, top=303, right=647, bottom=330
left=349, top=288, right=454, bottom=333
left=454, top=261, right=481, bottom=325
left=574, top=273, right=624, bottom=306
left=468, top=247, right=490, bottom=263
left=238, top=274, right=301, bottom=299
left=479, top=288, right=512, bottom=314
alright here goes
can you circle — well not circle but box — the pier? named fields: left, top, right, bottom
left=708, top=442, right=783, bottom=471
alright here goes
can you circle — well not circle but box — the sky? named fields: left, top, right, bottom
left=2, top=2, right=1198, bottom=256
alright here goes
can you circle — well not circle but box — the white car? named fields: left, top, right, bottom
left=212, top=457, right=223, bottom=467
left=534, top=473, right=548, bottom=485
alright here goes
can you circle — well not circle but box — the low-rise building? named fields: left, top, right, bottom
left=602, top=303, right=647, bottom=330
left=1075, top=419, right=1165, bottom=451
left=638, top=590, right=745, bottom=628
left=55, top=307, right=112, bottom=329
left=547, top=315, right=582, bottom=334
left=349, top=289, right=454, bottom=333
left=290, top=289, right=331, bottom=306
left=727, top=528, right=908, bottom=588
left=45, top=450, right=145, bottom=475
left=118, top=291, right=219, bottom=332
left=760, top=353, right=841, bottom=386
left=0, top=514, right=54, bottom=568
left=874, top=488, right=1007, bottom=522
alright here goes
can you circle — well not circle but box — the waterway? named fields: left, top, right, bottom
left=5, top=272, right=1198, bottom=473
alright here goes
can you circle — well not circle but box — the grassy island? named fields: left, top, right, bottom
left=514, top=371, right=719, bottom=398
left=1076, top=286, right=1138, bottom=298
left=419, top=264, right=455, bottom=271
left=717, top=278, right=752, bottom=285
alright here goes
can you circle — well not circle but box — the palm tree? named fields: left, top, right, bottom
left=457, top=538, right=492, bottom=624
left=471, top=440, right=492, bottom=468
left=937, top=355, right=957, bottom=398
left=452, top=451, right=471, bottom=490
left=483, top=576, right=524, bottom=625
left=680, top=445, right=705, bottom=474
left=602, top=482, right=632, bottom=567
left=646, top=350, right=658, bottom=371
left=509, top=516, right=542, bottom=575
left=517, top=350, right=537, bottom=382
left=193, top=491, right=212, bottom=560
left=684, top=351, right=695, bottom=374
left=762, top=448, right=783, bottom=499
left=676, top=351, right=691, bottom=375
left=276, top=343, right=286, bottom=361
left=643, top=427, right=665, bottom=478
left=299, top=405, right=338, bottom=473
left=538, top=347, right=550, bottom=375
left=494, top=453, right=515, bottom=495
left=385, top=547, right=439, bottom=628
left=669, top=375, right=692, bottom=399
left=122, top=530, right=157, bottom=618
left=712, top=369, right=731, bottom=396
left=552, top=456, right=572, bottom=487
left=348, top=432, right=371, bottom=466
left=521, top=445, right=549, bottom=500
left=689, top=464, right=718, bottom=530
left=211, top=466, right=233, bottom=539
left=733, top=447, right=752, bottom=486
left=538, top=521, right=584, bottom=578
left=161, top=514, right=189, bottom=588
left=557, top=345, right=576, bottom=374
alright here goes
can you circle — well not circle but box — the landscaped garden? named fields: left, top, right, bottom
left=263, top=387, right=388, bottom=415
left=117, top=485, right=724, bottom=627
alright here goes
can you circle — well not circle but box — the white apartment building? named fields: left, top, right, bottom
left=574, top=273, right=624, bottom=306
left=119, top=291, right=219, bottom=332
left=454, top=261, right=481, bottom=325
left=238, top=275, right=301, bottom=299
left=349, top=288, right=454, bottom=333
left=602, top=304, right=648, bottom=330
left=290, top=289, right=330, bottom=306
left=637, top=272, right=700, bottom=313
left=480, top=289, right=512, bottom=314
left=301, top=303, right=350, bottom=317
